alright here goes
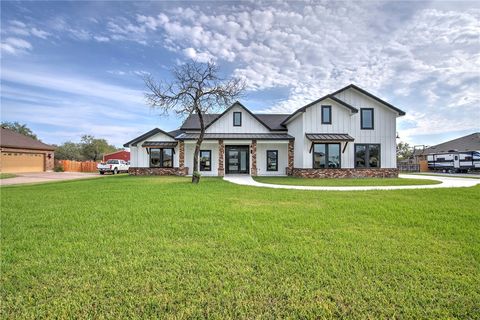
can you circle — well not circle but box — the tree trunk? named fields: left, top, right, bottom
left=192, top=108, right=205, bottom=184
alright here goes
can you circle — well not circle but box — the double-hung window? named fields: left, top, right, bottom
left=150, top=148, right=174, bottom=168
left=266, top=150, right=278, bottom=171
left=200, top=150, right=211, bottom=171
left=313, top=143, right=341, bottom=168
left=354, top=144, right=380, bottom=168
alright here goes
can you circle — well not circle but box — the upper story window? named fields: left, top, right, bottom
left=321, top=105, right=332, bottom=124
left=233, top=112, right=242, bottom=126
left=361, top=108, right=374, bottom=129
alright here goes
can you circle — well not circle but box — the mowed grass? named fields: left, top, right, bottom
left=0, top=173, right=17, bottom=179
left=1, top=176, right=479, bottom=318
left=253, top=176, right=440, bottom=186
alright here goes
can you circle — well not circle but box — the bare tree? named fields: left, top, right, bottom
left=144, top=60, right=245, bottom=183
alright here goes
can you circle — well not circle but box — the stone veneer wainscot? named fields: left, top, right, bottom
left=291, top=168, right=399, bottom=178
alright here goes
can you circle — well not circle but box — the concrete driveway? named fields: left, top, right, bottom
left=0, top=172, right=103, bottom=186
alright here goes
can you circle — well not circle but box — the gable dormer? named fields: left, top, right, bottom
left=205, top=102, right=272, bottom=134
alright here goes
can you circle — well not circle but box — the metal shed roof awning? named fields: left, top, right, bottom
left=306, top=133, right=354, bottom=141
left=176, top=133, right=295, bottom=140
left=141, top=141, right=178, bottom=148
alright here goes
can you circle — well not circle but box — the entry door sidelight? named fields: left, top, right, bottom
left=226, top=146, right=249, bottom=174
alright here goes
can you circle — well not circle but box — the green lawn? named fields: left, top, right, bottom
left=1, top=176, right=479, bottom=318
left=253, top=176, right=440, bottom=186
left=411, top=173, right=480, bottom=179
left=0, top=173, right=17, bottom=179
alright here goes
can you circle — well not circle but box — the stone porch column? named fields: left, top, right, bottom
left=287, top=140, right=294, bottom=175
left=251, top=139, right=257, bottom=176
left=179, top=141, right=186, bottom=176
left=218, top=139, right=225, bottom=176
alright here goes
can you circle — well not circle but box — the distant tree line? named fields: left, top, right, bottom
left=396, top=141, right=413, bottom=160
left=55, top=135, right=119, bottom=162
left=1, top=121, right=119, bottom=161
left=1, top=121, right=39, bottom=140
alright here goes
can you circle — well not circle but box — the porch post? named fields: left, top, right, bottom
left=218, top=139, right=224, bottom=176
left=288, top=140, right=294, bottom=176
left=251, top=139, right=257, bottom=176
left=179, top=140, right=186, bottom=176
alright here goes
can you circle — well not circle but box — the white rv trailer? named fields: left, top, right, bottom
left=427, top=150, right=480, bottom=172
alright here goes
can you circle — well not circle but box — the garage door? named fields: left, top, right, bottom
left=1, top=152, right=44, bottom=173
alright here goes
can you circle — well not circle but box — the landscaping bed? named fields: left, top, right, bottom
left=253, top=176, right=440, bottom=186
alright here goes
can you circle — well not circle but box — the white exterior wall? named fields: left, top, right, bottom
left=288, top=91, right=398, bottom=169
left=286, top=115, right=304, bottom=168
left=206, top=105, right=270, bottom=133
left=129, top=132, right=179, bottom=168
left=334, top=88, right=397, bottom=168
left=256, top=142, right=289, bottom=176
left=184, top=141, right=219, bottom=176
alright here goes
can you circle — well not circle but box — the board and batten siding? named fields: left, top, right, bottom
left=184, top=142, right=219, bottom=176
left=288, top=91, right=397, bottom=169
left=286, top=115, right=304, bottom=168
left=129, top=132, right=179, bottom=168
left=333, top=88, right=397, bottom=168
left=206, top=105, right=270, bottom=134
left=256, top=142, right=289, bottom=176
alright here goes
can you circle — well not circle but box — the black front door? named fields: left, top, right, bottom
left=226, top=146, right=249, bottom=174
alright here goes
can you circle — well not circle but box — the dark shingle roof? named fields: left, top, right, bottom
left=176, top=133, right=294, bottom=140
left=255, top=114, right=289, bottom=130
left=180, top=113, right=289, bottom=131
left=0, top=128, right=54, bottom=151
left=180, top=114, right=219, bottom=130
left=420, top=132, right=480, bottom=155
left=123, top=128, right=176, bottom=147
left=168, top=129, right=185, bottom=138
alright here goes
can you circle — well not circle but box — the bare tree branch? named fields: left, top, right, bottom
left=143, top=60, right=245, bottom=183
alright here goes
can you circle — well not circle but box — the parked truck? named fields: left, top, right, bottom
left=427, top=150, right=480, bottom=173
left=97, top=159, right=130, bottom=175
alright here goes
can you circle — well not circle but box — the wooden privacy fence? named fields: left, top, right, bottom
left=58, top=160, right=98, bottom=172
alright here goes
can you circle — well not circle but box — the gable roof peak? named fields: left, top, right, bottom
left=331, top=84, right=406, bottom=116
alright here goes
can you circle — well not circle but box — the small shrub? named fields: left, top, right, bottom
left=193, top=171, right=201, bottom=178
left=54, top=164, right=64, bottom=172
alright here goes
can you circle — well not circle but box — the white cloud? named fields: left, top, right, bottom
left=5, top=20, right=51, bottom=39
left=117, top=2, right=479, bottom=140
left=31, top=27, right=50, bottom=39
left=94, top=35, right=110, bottom=42
left=0, top=37, right=32, bottom=54
left=2, top=67, right=144, bottom=105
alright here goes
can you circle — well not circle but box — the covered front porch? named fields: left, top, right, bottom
left=178, top=133, right=295, bottom=176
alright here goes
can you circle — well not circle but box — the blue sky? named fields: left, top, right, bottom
left=1, top=1, right=479, bottom=148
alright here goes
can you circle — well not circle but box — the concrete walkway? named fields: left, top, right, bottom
left=0, top=172, right=103, bottom=186
left=223, top=174, right=480, bottom=191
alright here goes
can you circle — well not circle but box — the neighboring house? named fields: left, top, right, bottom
left=103, top=150, right=130, bottom=162
left=414, top=132, right=480, bottom=162
left=124, top=84, right=405, bottom=178
left=0, top=128, right=55, bottom=173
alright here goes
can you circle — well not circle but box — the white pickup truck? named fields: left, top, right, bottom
left=97, top=159, right=130, bottom=175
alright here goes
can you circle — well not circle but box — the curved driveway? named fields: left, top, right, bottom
left=223, top=174, right=480, bottom=191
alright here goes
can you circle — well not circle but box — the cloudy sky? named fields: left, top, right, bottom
left=1, top=1, right=479, bottom=147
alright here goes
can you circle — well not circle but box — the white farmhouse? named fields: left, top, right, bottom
left=124, top=84, right=405, bottom=178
